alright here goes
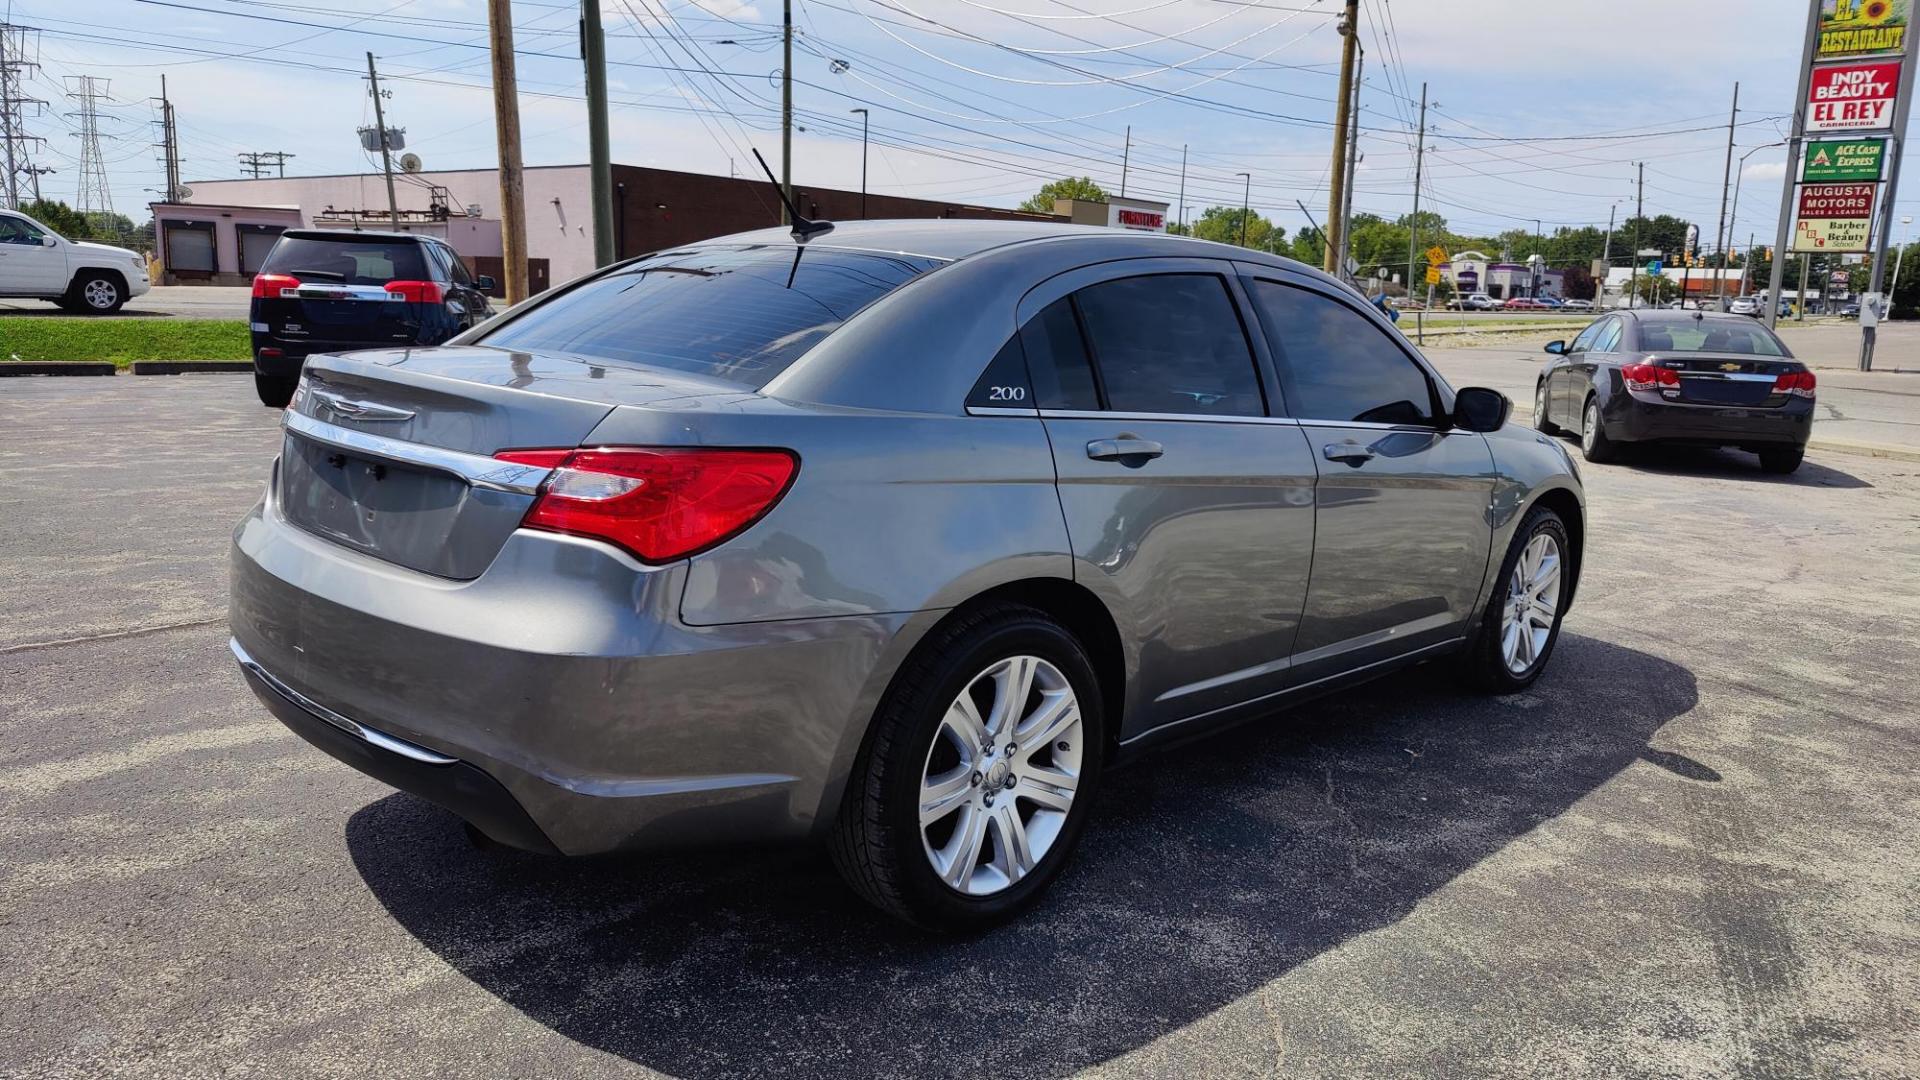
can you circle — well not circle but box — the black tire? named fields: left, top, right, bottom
left=1579, top=395, right=1619, bottom=463
left=1758, top=446, right=1805, bottom=474
left=830, top=602, right=1105, bottom=932
left=1533, top=383, right=1560, bottom=436
left=1463, top=505, right=1572, bottom=694
left=254, top=371, right=298, bottom=408
left=66, top=272, right=126, bottom=314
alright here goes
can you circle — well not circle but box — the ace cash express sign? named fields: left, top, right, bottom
left=1807, top=60, right=1902, bottom=130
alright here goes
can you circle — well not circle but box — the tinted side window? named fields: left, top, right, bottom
left=1569, top=320, right=1604, bottom=353
left=422, top=242, right=453, bottom=282
left=1071, top=274, right=1265, bottom=417
left=1248, top=279, right=1434, bottom=425
left=1594, top=319, right=1623, bottom=352
left=444, top=247, right=476, bottom=286
left=1018, top=297, right=1100, bottom=411
left=966, top=335, right=1034, bottom=409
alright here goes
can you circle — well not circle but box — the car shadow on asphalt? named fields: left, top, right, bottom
left=345, top=632, right=1697, bottom=1079
left=1618, top=446, right=1872, bottom=488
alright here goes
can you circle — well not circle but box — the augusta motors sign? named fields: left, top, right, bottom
left=1798, top=182, right=1878, bottom=216
left=1807, top=60, right=1902, bottom=130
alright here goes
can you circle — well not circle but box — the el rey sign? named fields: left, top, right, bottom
left=1806, top=60, right=1902, bottom=130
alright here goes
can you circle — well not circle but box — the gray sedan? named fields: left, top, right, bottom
left=230, top=221, right=1585, bottom=930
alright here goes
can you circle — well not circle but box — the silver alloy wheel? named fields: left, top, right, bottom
left=1536, top=385, right=1550, bottom=427
left=1500, top=532, right=1562, bottom=675
left=919, top=654, right=1083, bottom=896
left=83, top=279, right=119, bottom=310
left=1582, top=401, right=1599, bottom=452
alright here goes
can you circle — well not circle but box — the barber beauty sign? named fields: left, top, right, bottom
left=1806, top=60, right=1902, bottom=130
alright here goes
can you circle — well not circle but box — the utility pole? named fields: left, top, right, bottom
left=582, top=0, right=613, bottom=266
left=1323, top=0, right=1359, bottom=275
left=0, top=23, right=47, bottom=211
left=364, top=54, right=400, bottom=228
left=1119, top=125, right=1131, bottom=197
left=1629, top=162, right=1643, bottom=309
left=1711, top=83, right=1739, bottom=288
left=1336, top=46, right=1363, bottom=281
left=781, top=0, right=793, bottom=222
left=1404, top=82, right=1428, bottom=305
left=154, top=74, right=181, bottom=202
left=1176, top=143, right=1186, bottom=230
left=1600, top=202, right=1615, bottom=305
left=1236, top=171, right=1251, bottom=247
left=489, top=0, right=529, bottom=303
left=1766, top=1, right=1822, bottom=330
left=850, top=108, right=868, bottom=218
left=1740, top=231, right=1754, bottom=297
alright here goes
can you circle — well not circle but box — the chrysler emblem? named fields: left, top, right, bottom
left=311, top=390, right=415, bottom=423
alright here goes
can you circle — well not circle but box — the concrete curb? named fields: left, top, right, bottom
left=1509, top=404, right=1920, bottom=464
left=0, top=361, right=117, bottom=377
left=130, top=360, right=253, bottom=375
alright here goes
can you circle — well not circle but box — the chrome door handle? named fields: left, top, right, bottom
left=1086, top=437, right=1164, bottom=462
left=1323, top=442, right=1375, bottom=464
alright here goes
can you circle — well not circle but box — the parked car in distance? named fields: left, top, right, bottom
left=248, top=230, right=496, bottom=407
left=1727, top=296, right=1763, bottom=317
left=1538, top=296, right=1566, bottom=309
left=1535, top=309, right=1813, bottom=473
left=1561, top=299, right=1594, bottom=312
left=230, top=220, right=1586, bottom=930
left=0, top=207, right=150, bottom=314
left=1840, top=301, right=1861, bottom=317
left=1447, top=292, right=1502, bottom=310
left=1503, top=297, right=1552, bottom=311
left=1665, top=299, right=1702, bottom=310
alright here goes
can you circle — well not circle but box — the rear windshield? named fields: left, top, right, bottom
left=262, top=236, right=427, bottom=285
left=1638, top=321, right=1788, bottom=356
left=474, top=245, right=943, bottom=387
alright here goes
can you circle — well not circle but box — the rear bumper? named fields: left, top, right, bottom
left=1605, top=393, right=1813, bottom=448
left=229, top=473, right=909, bottom=855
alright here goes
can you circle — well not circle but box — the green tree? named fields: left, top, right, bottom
left=1289, top=229, right=1325, bottom=267
left=18, top=199, right=92, bottom=239
left=1559, top=264, right=1596, bottom=301
left=1625, top=273, right=1679, bottom=305
left=1019, top=177, right=1109, bottom=214
left=1612, top=215, right=1693, bottom=263
left=1890, top=242, right=1919, bottom=318
left=1190, top=204, right=1280, bottom=251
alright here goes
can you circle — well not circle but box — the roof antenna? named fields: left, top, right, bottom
left=750, top=148, right=834, bottom=244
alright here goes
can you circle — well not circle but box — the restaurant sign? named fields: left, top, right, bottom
left=1818, top=0, right=1909, bottom=59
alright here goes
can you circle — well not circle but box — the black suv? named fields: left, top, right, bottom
left=249, top=230, right=495, bottom=406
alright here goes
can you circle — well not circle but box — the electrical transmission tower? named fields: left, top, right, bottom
left=64, top=74, right=116, bottom=233
left=237, top=150, right=294, bottom=178
left=1, top=23, right=48, bottom=210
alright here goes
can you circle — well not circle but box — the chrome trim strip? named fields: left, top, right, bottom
left=1036, top=408, right=1302, bottom=427
left=965, top=406, right=1038, bottom=417
left=282, top=410, right=552, bottom=495
left=1120, top=638, right=1463, bottom=747
left=1679, top=372, right=1777, bottom=382
left=1294, top=418, right=1468, bottom=434
left=1155, top=654, right=1292, bottom=702
left=230, top=639, right=459, bottom=765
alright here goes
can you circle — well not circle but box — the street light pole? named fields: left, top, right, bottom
left=1727, top=141, right=1782, bottom=299
left=1236, top=172, right=1251, bottom=248
left=1404, top=82, right=1428, bottom=303
left=781, top=0, right=793, bottom=222
left=849, top=108, right=868, bottom=219
left=1533, top=217, right=1542, bottom=297
left=1177, top=144, right=1186, bottom=230
left=1892, top=215, right=1914, bottom=319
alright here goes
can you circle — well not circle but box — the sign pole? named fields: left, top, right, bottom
left=1863, top=88, right=1914, bottom=368
left=1767, top=0, right=1824, bottom=330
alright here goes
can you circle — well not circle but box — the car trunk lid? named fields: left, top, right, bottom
left=277, top=346, right=752, bottom=578
left=1651, top=353, right=1803, bottom=407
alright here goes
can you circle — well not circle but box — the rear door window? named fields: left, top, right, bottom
left=475, top=245, right=942, bottom=388
left=262, top=236, right=427, bottom=285
left=1247, top=279, right=1435, bottom=425
left=1069, top=274, right=1265, bottom=417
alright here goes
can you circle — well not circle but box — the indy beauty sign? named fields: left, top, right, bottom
left=1806, top=60, right=1902, bottom=129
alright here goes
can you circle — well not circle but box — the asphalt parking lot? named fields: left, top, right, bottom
left=4, top=374, right=1918, bottom=1079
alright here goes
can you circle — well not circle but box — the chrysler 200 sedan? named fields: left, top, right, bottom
left=230, top=221, right=1585, bottom=930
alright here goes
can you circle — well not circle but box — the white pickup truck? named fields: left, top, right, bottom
left=0, top=208, right=151, bottom=314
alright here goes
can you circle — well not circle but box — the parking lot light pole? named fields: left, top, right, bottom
left=1893, top=216, right=1914, bottom=318
left=849, top=108, right=868, bottom=218
left=1726, top=142, right=1782, bottom=300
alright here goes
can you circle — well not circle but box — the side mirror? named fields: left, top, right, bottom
left=1544, top=339, right=1567, bottom=355
left=42, top=235, right=57, bottom=247
left=1452, top=386, right=1511, bottom=433
left=475, top=275, right=496, bottom=292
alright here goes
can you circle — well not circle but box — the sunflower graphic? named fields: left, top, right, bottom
left=1860, top=0, right=1893, bottom=23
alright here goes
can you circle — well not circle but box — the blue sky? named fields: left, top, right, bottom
left=7, top=0, right=1918, bottom=252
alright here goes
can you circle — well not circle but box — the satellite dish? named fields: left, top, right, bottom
left=176, top=184, right=193, bottom=200
left=399, top=152, right=423, bottom=173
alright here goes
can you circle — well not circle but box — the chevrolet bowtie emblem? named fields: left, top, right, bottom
left=1720, top=363, right=1741, bottom=372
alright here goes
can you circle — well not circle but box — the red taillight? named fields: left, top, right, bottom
left=494, top=447, right=798, bottom=563
left=1622, top=363, right=1679, bottom=392
left=384, top=279, right=448, bottom=304
left=252, top=273, right=300, bottom=299
left=1772, top=370, right=1816, bottom=398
